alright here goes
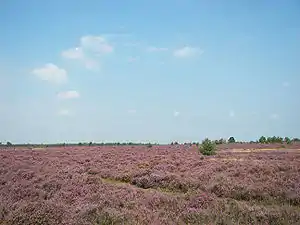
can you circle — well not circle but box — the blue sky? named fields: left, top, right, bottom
left=0, top=0, right=299, bottom=144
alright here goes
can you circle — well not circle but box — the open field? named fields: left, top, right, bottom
left=1, top=144, right=300, bottom=224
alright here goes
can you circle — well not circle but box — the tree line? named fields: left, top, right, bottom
left=1, top=136, right=299, bottom=147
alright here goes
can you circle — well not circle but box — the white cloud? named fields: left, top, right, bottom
left=57, top=90, right=80, bottom=99
left=58, top=109, right=70, bottom=116
left=270, top=113, right=279, bottom=120
left=173, top=46, right=203, bottom=58
left=62, top=35, right=113, bottom=70
left=80, top=35, right=113, bottom=54
left=147, top=46, right=168, bottom=52
left=32, top=63, right=67, bottom=84
left=173, top=111, right=180, bottom=117
left=61, top=47, right=84, bottom=59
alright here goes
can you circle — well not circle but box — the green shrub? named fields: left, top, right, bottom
left=259, top=136, right=267, bottom=143
left=228, top=137, right=236, bottom=143
left=199, top=138, right=216, bottom=156
left=284, top=137, right=292, bottom=144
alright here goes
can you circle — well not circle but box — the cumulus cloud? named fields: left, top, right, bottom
left=32, top=63, right=67, bottom=84
left=147, top=46, right=168, bottom=52
left=80, top=35, right=113, bottom=54
left=173, top=111, right=180, bottom=117
left=57, top=90, right=80, bottom=99
left=61, top=35, right=113, bottom=70
left=173, top=46, right=203, bottom=58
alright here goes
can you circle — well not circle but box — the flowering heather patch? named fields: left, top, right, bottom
left=1, top=144, right=300, bottom=224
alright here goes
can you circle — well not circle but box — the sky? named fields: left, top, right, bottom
left=0, top=0, right=299, bottom=144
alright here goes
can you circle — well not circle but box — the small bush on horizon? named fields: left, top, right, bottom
left=199, top=138, right=216, bottom=156
left=214, top=138, right=226, bottom=145
left=228, top=137, right=236, bottom=143
left=259, top=136, right=267, bottom=143
left=284, top=137, right=292, bottom=144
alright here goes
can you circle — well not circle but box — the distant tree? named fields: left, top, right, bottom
left=276, top=136, right=283, bottom=144
left=78, top=142, right=82, bottom=146
left=228, top=137, right=236, bottom=143
left=284, top=137, right=292, bottom=144
left=259, top=136, right=267, bottom=143
left=6, top=141, right=13, bottom=146
left=215, top=138, right=226, bottom=145
left=292, top=138, right=300, bottom=142
left=89, top=142, right=93, bottom=146
left=199, top=138, right=216, bottom=156
left=174, top=141, right=178, bottom=145
left=147, top=143, right=152, bottom=148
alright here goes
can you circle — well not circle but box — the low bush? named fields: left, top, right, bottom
left=199, top=138, right=216, bottom=156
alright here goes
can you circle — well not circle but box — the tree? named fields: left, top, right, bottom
left=89, top=142, right=93, bottom=146
left=259, top=136, right=267, bottom=143
left=284, top=137, right=292, bottom=144
left=199, top=138, right=216, bottom=156
left=228, top=137, right=236, bottom=143
left=6, top=141, right=12, bottom=146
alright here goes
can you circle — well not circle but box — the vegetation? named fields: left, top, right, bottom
left=228, top=136, right=236, bottom=143
left=258, top=136, right=293, bottom=144
left=1, top=136, right=299, bottom=148
left=1, top=144, right=300, bottom=224
left=199, top=138, right=217, bottom=156
left=285, top=137, right=292, bottom=144
left=214, top=138, right=226, bottom=145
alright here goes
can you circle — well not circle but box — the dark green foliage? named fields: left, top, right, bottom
left=147, top=143, right=152, bottom=148
left=89, top=142, right=93, bottom=146
left=6, top=141, right=13, bottom=146
left=259, top=136, right=267, bottom=143
left=284, top=137, right=292, bottom=144
left=228, top=137, right=236, bottom=143
left=215, top=138, right=226, bottom=145
left=199, top=138, right=217, bottom=156
left=265, top=136, right=284, bottom=144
